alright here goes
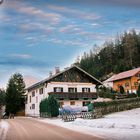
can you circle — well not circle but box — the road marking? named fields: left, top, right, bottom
left=0, top=120, right=9, bottom=140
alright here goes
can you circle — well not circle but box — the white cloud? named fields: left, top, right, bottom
left=47, top=5, right=101, bottom=21
left=10, top=54, right=32, bottom=59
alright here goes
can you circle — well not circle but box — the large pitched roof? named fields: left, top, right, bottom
left=26, top=65, right=102, bottom=90
left=109, top=67, right=140, bottom=82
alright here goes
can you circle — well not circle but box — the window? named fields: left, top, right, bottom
left=29, top=96, right=31, bottom=103
left=32, top=91, right=35, bottom=97
left=54, top=87, right=63, bottom=92
left=32, top=104, right=35, bottom=109
left=59, top=102, right=64, bottom=107
left=125, top=82, right=129, bottom=87
left=39, top=88, right=44, bottom=94
left=70, top=101, right=75, bottom=105
left=82, top=88, right=90, bottom=93
left=134, top=82, right=138, bottom=86
left=68, top=88, right=77, bottom=93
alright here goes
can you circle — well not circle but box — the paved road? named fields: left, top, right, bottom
left=3, top=118, right=103, bottom=140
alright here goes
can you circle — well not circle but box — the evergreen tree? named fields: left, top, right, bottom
left=5, top=79, right=21, bottom=115
left=40, top=96, right=59, bottom=117
left=79, top=30, right=140, bottom=80
left=40, top=98, right=48, bottom=113
left=120, top=85, right=125, bottom=94
left=137, top=84, right=140, bottom=97
left=47, top=95, right=59, bottom=117
left=5, top=73, right=26, bottom=115
left=12, top=73, right=26, bottom=110
left=0, top=89, right=6, bottom=107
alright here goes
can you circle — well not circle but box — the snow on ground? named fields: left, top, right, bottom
left=0, top=120, right=9, bottom=140
left=38, top=108, right=140, bottom=140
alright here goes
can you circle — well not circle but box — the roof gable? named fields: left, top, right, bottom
left=27, top=65, right=102, bottom=90
left=48, top=66, right=102, bottom=84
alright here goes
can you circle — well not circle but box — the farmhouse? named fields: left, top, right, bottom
left=109, top=67, right=140, bottom=93
left=25, top=65, right=102, bottom=117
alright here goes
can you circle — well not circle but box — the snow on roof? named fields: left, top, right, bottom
left=110, top=67, right=140, bottom=82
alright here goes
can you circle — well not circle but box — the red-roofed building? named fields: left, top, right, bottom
left=109, top=68, right=140, bottom=93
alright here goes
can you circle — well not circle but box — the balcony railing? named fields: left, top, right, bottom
left=48, top=92, right=97, bottom=99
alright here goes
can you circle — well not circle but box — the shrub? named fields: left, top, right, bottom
left=98, top=90, right=115, bottom=100
left=120, top=85, right=125, bottom=94
left=40, top=95, right=59, bottom=117
left=40, top=98, right=48, bottom=113
left=47, top=95, right=59, bottom=117
left=137, top=84, right=140, bottom=97
left=127, top=93, right=137, bottom=98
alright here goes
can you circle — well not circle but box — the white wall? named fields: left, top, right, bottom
left=103, top=81, right=113, bottom=89
left=25, top=82, right=96, bottom=117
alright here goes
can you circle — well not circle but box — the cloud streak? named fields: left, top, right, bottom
left=47, top=5, right=100, bottom=21
left=10, top=54, right=32, bottom=59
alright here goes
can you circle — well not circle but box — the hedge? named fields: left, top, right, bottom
left=93, top=97, right=140, bottom=116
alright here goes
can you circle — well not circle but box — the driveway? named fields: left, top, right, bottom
left=1, top=118, right=104, bottom=140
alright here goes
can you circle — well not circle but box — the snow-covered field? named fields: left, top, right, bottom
left=38, top=108, right=140, bottom=140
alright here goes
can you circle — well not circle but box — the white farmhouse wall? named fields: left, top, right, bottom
left=25, top=82, right=97, bottom=117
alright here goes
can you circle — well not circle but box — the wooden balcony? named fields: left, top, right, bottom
left=48, top=92, right=97, bottom=100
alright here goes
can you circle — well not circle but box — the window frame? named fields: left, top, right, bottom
left=70, top=101, right=75, bottom=105
left=68, top=87, right=77, bottom=93
left=54, top=87, right=63, bottom=92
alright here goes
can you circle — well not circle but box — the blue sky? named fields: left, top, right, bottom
left=0, top=0, right=140, bottom=88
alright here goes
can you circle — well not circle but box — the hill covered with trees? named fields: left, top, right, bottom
left=79, top=30, right=140, bottom=81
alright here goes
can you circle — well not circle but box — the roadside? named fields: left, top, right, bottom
left=37, top=108, right=140, bottom=140
left=0, top=120, right=9, bottom=140
left=3, top=118, right=103, bottom=140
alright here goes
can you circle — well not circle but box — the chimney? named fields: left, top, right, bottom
left=49, top=71, right=53, bottom=77
left=55, top=67, right=60, bottom=74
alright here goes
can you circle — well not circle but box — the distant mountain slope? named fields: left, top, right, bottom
left=79, top=30, right=140, bottom=81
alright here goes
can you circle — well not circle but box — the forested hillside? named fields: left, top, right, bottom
left=79, top=30, right=140, bottom=81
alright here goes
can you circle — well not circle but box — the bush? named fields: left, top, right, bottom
left=120, top=85, right=125, bottom=94
left=40, top=95, right=59, bottom=117
left=98, top=90, right=115, bottom=100
left=127, top=93, right=137, bottom=98
left=40, top=98, right=48, bottom=113
left=137, top=84, right=140, bottom=97
left=47, top=95, right=59, bottom=117
left=93, top=97, right=140, bottom=108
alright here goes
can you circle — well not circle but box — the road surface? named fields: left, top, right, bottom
left=2, top=118, right=104, bottom=140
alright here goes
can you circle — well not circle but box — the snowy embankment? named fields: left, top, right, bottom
left=38, top=108, right=140, bottom=140
left=0, top=120, right=9, bottom=140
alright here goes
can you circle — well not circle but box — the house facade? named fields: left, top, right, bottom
left=25, top=65, right=102, bottom=117
left=103, top=75, right=116, bottom=89
left=110, top=68, right=140, bottom=93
